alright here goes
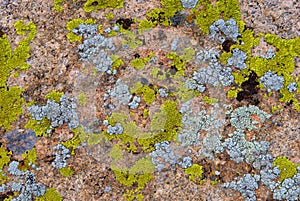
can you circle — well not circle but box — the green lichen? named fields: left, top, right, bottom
left=150, top=67, right=166, bottom=80
left=203, top=96, right=218, bottom=105
left=22, top=148, right=37, bottom=165
left=192, top=0, right=243, bottom=34
left=274, top=156, right=299, bottom=182
left=59, top=167, right=74, bottom=177
left=121, top=30, right=143, bottom=49
left=0, top=22, right=36, bottom=87
left=185, top=164, right=205, bottom=184
left=0, top=87, right=24, bottom=130
left=62, top=129, right=82, bottom=155
left=112, top=156, right=154, bottom=201
left=106, top=12, right=115, bottom=20
left=77, top=93, right=87, bottom=106
left=147, top=0, right=183, bottom=26
left=110, top=54, right=124, bottom=70
left=53, top=0, right=76, bottom=12
left=167, top=52, right=187, bottom=76
left=227, top=87, right=242, bottom=99
left=25, top=118, right=52, bottom=137
left=130, top=58, right=145, bottom=70
left=109, top=145, right=123, bottom=162
left=0, top=146, right=11, bottom=172
left=143, top=109, right=150, bottom=119
left=0, top=21, right=36, bottom=131
left=246, top=34, right=300, bottom=110
left=138, top=100, right=182, bottom=151
left=104, top=113, right=139, bottom=152
left=83, top=0, right=124, bottom=12
left=66, top=19, right=84, bottom=42
left=74, top=126, right=104, bottom=146
left=45, top=90, right=64, bottom=103
left=130, top=82, right=156, bottom=104
left=36, top=188, right=63, bottom=201
left=173, top=81, right=195, bottom=102
left=138, top=19, right=157, bottom=35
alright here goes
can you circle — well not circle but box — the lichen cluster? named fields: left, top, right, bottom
left=0, top=0, right=299, bottom=200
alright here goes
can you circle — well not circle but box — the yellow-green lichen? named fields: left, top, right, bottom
left=138, top=19, right=157, bottom=35
left=36, top=188, right=63, bottom=201
left=25, top=118, right=52, bottom=137
left=192, top=0, right=243, bottom=34
left=130, top=58, right=146, bottom=70
left=106, top=12, right=115, bottom=20
left=147, top=0, right=183, bottom=26
left=61, top=129, right=82, bottom=155
left=0, top=21, right=36, bottom=130
left=66, top=19, right=84, bottom=42
left=104, top=113, right=139, bottom=152
left=77, top=93, right=87, bottom=106
left=185, top=164, right=205, bottom=184
left=138, top=100, right=182, bottom=151
left=227, top=87, right=242, bottom=99
left=110, top=145, right=123, bottom=162
left=131, top=82, right=156, bottom=104
left=0, top=87, right=24, bottom=130
left=45, top=90, right=64, bottom=103
left=143, top=109, right=150, bottom=119
left=274, top=156, right=299, bottom=182
left=83, top=0, right=124, bottom=12
left=110, top=54, right=124, bottom=70
left=121, top=30, right=143, bottom=49
left=53, top=0, right=76, bottom=12
left=167, top=52, right=187, bottom=76
left=0, top=146, right=11, bottom=172
left=22, top=148, right=37, bottom=165
left=203, top=96, right=218, bottom=105
left=59, top=167, right=74, bottom=177
left=74, top=126, right=104, bottom=146
left=173, top=81, right=195, bottom=102
left=112, top=156, right=154, bottom=201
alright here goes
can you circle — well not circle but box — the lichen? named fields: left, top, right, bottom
left=0, top=87, right=24, bottom=130
left=83, top=0, right=124, bottom=12
left=59, top=167, right=74, bottom=177
left=77, top=93, right=87, bottom=106
left=274, top=156, right=299, bottom=182
left=36, top=188, right=63, bottom=201
left=112, top=156, right=154, bottom=200
left=185, top=164, right=204, bottom=184
left=45, top=90, right=64, bottom=103
left=130, top=82, right=156, bottom=104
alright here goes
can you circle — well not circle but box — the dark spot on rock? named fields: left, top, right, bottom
left=0, top=29, right=4, bottom=37
left=140, top=77, right=148, bottom=85
left=91, top=1, right=98, bottom=6
left=222, top=38, right=235, bottom=52
left=236, top=71, right=260, bottom=105
left=116, top=18, right=134, bottom=30
left=170, top=66, right=178, bottom=75
left=134, top=53, right=140, bottom=58
left=170, top=12, right=186, bottom=27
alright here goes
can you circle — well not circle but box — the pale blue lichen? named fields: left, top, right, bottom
left=223, top=174, right=260, bottom=201
left=287, top=82, right=298, bottom=93
left=51, top=144, right=70, bottom=169
left=107, top=123, right=124, bottom=135
left=230, top=105, right=271, bottom=131
left=27, top=95, right=79, bottom=130
left=209, top=18, right=240, bottom=42
left=128, top=96, right=141, bottom=109
left=227, top=48, right=247, bottom=70
left=259, top=70, right=285, bottom=92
